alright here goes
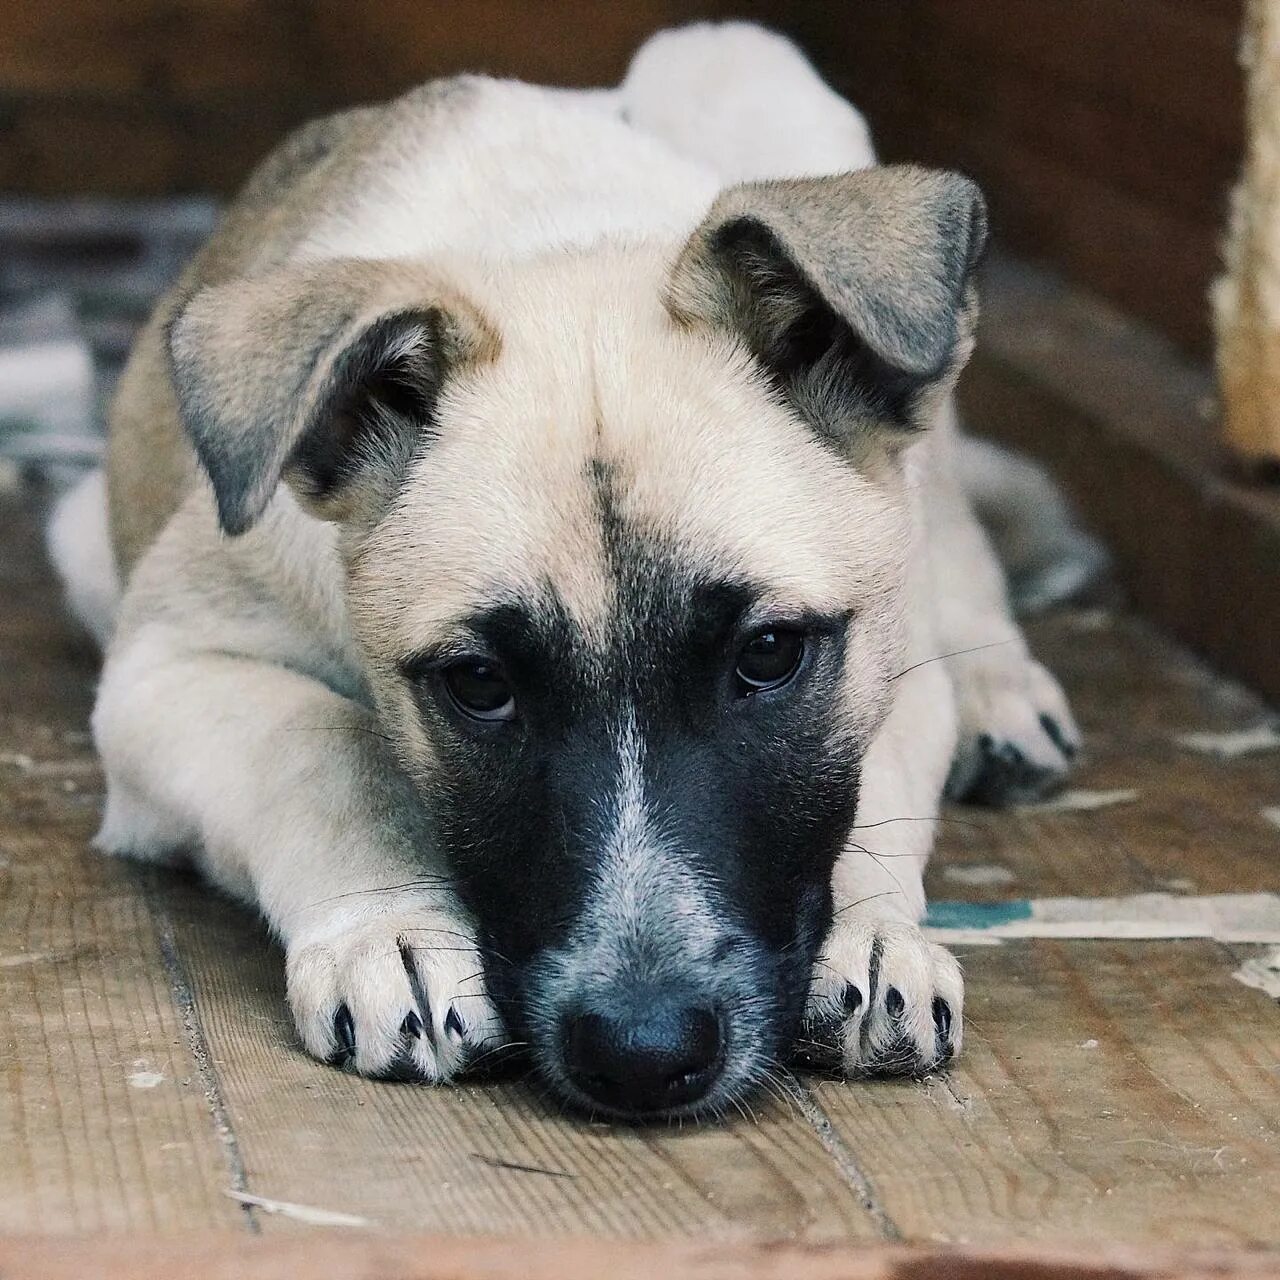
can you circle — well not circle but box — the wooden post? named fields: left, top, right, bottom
left=1214, top=0, right=1280, bottom=473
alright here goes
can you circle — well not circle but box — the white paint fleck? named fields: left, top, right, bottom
left=1262, top=807, right=1280, bottom=831
left=0, top=951, right=56, bottom=968
left=1021, top=788, right=1139, bottom=813
left=224, top=1189, right=372, bottom=1228
left=1176, top=724, right=1280, bottom=759
left=0, top=751, right=34, bottom=771
left=943, top=864, right=1016, bottom=887
left=1079, top=1039, right=1100, bottom=1049
left=128, top=1069, right=165, bottom=1089
left=1068, top=609, right=1114, bottom=633
left=1233, top=947, right=1280, bottom=999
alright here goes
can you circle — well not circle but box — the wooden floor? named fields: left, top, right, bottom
left=2, top=485, right=1278, bottom=1252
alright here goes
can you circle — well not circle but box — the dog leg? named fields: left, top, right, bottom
left=93, top=625, right=503, bottom=1080
left=804, top=652, right=964, bottom=1076
left=928, top=402, right=1081, bottom=806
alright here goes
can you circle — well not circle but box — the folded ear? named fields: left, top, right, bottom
left=668, top=165, right=987, bottom=445
left=168, top=260, right=498, bottom=535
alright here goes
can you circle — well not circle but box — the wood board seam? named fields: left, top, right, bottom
left=149, top=891, right=259, bottom=1234
left=791, top=1082, right=902, bottom=1241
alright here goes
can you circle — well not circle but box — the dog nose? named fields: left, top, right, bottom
left=563, top=1000, right=723, bottom=1114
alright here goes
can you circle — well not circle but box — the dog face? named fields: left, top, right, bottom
left=170, top=166, right=985, bottom=1117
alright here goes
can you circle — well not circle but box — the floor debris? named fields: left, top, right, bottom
left=1021, top=788, right=1140, bottom=813
left=943, top=864, right=1017, bottom=887
left=1175, top=725, right=1280, bottom=758
left=223, top=1190, right=373, bottom=1228
left=1232, top=948, right=1280, bottom=999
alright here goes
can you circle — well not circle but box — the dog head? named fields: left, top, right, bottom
left=170, top=165, right=985, bottom=1117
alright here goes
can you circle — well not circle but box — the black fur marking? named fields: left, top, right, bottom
left=711, top=217, right=928, bottom=431
left=413, top=466, right=863, bottom=1096
left=960, top=734, right=1059, bottom=807
left=286, top=308, right=446, bottom=507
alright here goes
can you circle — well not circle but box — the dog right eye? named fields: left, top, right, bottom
left=734, top=628, right=806, bottom=695
left=441, top=660, right=517, bottom=722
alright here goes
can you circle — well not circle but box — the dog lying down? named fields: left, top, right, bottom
left=50, top=23, right=1102, bottom=1119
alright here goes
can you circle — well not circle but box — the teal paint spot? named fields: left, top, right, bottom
left=925, top=900, right=1033, bottom=930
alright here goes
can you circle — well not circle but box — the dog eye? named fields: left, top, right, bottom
left=442, top=660, right=516, bottom=721
left=734, top=629, right=805, bottom=694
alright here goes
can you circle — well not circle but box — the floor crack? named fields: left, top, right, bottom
left=791, top=1080, right=902, bottom=1241
left=150, top=894, right=259, bottom=1234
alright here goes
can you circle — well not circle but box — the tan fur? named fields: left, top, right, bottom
left=107, top=94, right=458, bottom=571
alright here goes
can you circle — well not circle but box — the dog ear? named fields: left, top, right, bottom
left=168, top=261, right=498, bottom=535
left=668, top=165, right=987, bottom=445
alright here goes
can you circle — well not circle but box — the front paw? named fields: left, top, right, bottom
left=285, top=907, right=504, bottom=1081
left=946, top=653, right=1080, bottom=806
left=801, top=916, right=962, bottom=1076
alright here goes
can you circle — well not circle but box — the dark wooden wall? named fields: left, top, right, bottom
left=0, top=0, right=1243, bottom=353
left=794, top=1, right=1245, bottom=355
left=0, top=2, right=768, bottom=196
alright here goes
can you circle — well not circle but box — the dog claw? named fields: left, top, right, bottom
left=444, top=1006, right=465, bottom=1043
left=333, top=1003, right=356, bottom=1062
left=401, top=1010, right=423, bottom=1040
left=932, top=996, right=952, bottom=1040
left=885, top=986, right=904, bottom=1017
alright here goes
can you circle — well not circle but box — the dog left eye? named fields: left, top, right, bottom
left=734, top=629, right=805, bottom=694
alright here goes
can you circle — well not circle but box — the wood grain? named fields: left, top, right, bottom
left=815, top=603, right=1280, bottom=1247
left=812, top=940, right=1280, bottom=1248
left=0, top=491, right=244, bottom=1234
left=158, top=875, right=882, bottom=1240
left=927, top=609, right=1280, bottom=901
left=3, top=1233, right=1280, bottom=1280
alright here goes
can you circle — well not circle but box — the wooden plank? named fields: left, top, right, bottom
left=811, top=940, right=1280, bottom=1248
left=927, top=609, right=1280, bottom=902
left=818, top=599, right=1280, bottom=1247
left=957, top=255, right=1280, bottom=704
left=0, top=492, right=245, bottom=1235
left=157, top=874, right=883, bottom=1240
left=3, top=1233, right=1280, bottom=1280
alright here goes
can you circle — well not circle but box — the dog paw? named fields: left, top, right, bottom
left=945, top=652, right=1080, bottom=806
left=800, top=916, right=962, bottom=1076
left=285, top=907, right=503, bottom=1081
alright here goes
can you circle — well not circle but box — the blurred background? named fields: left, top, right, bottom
left=0, top=0, right=1272, bottom=698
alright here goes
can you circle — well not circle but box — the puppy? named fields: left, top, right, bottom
left=51, top=23, right=1084, bottom=1119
